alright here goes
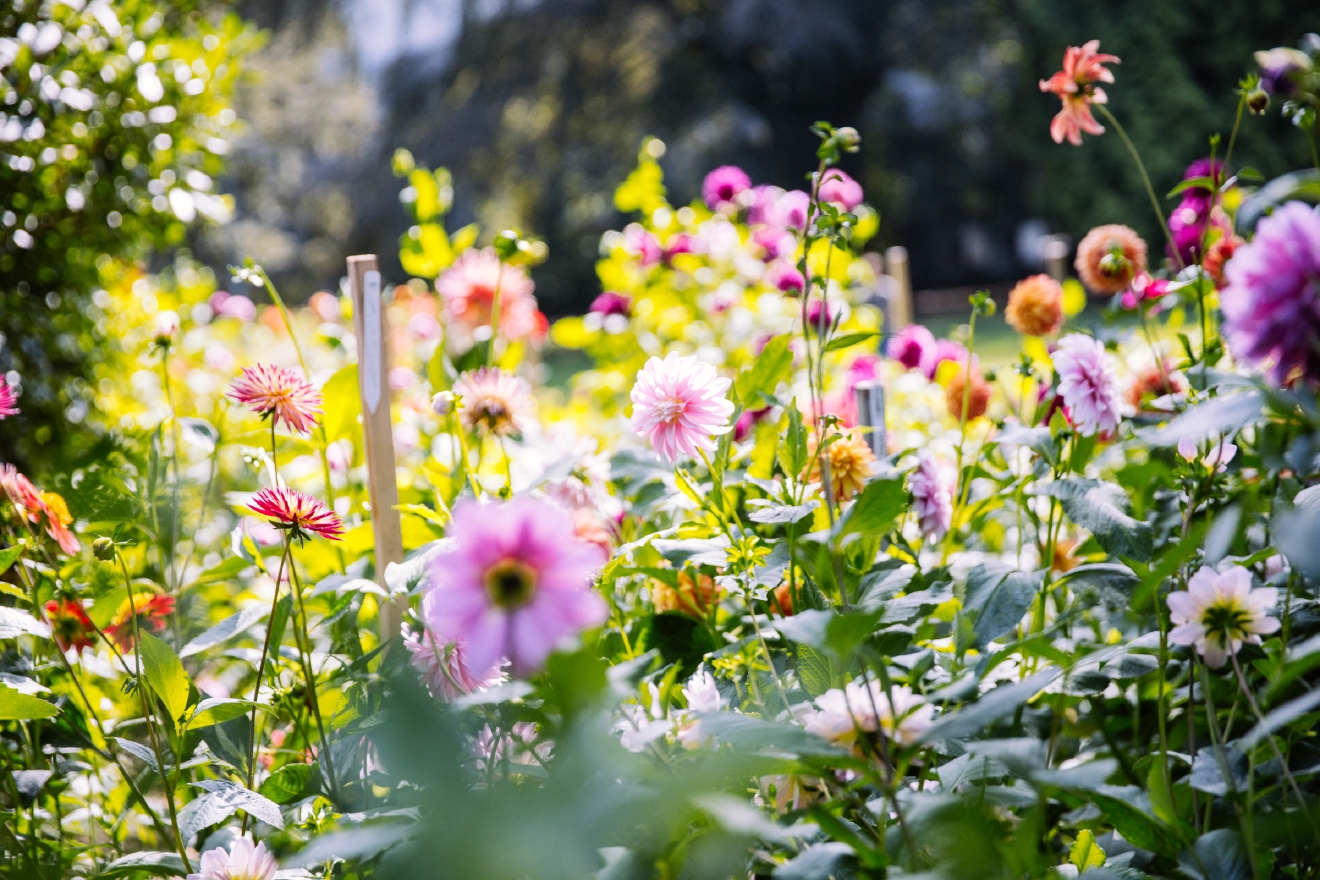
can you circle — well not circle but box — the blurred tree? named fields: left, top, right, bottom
left=0, top=0, right=256, bottom=468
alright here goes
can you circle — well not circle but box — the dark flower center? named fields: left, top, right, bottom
left=1203, top=603, right=1251, bottom=640
left=485, top=558, right=537, bottom=609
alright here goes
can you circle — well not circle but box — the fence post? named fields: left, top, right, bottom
left=884, top=245, right=912, bottom=330
left=854, top=380, right=887, bottom=459
left=347, top=254, right=406, bottom=641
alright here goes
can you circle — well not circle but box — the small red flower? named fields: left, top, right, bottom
left=1039, top=40, right=1120, bottom=146
left=249, top=486, right=344, bottom=543
left=228, top=364, right=323, bottom=434
left=45, top=599, right=96, bottom=654
left=106, top=594, right=176, bottom=652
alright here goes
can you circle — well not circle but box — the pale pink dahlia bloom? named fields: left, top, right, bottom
left=1052, top=334, right=1122, bottom=436
left=422, top=497, right=607, bottom=677
left=816, top=168, right=864, bottom=211
left=908, top=451, right=955, bottom=540
left=249, top=486, right=344, bottom=542
left=630, top=353, right=734, bottom=464
left=801, top=680, right=933, bottom=750
left=403, top=615, right=504, bottom=701
left=454, top=367, right=535, bottom=437
left=1221, top=202, right=1320, bottom=386
left=187, top=838, right=277, bottom=880
left=1177, top=436, right=1237, bottom=472
left=437, top=247, right=539, bottom=339
left=1168, top=565, right=1279, bottom=668
left=0, top=382, right=18, bottom=419
left=702, top=165, right=752, bottom=212
left=228, top=364, right=323, bottom=434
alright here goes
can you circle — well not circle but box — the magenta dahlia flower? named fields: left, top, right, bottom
left=702, top=165, right=752, bottom=212
left=816, top=168, right=863, bottom=211
left=589, top=291, right=632, bottom=317
left=630, top=353, right=734, bottom=464
left=887, top=324, right=936, bottom=372
left=1053, top=334, right=1122, bottom=436
left=228, top=364, right=323, bottom=434
left=422, top=497, right=607, bottom=676
left=0, top=382, right=17, bottom=419
left=766, top=260, right=805, bottom=294
left=249, top=486, right=344, bottom=543
left=1221, top=201, right=1320, bottom=386
left=908, top=451, right=954, bottom=540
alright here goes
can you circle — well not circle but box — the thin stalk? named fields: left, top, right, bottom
left=244, top=539, right=292, bottom=796
left=943, top=306, right=980, bottom=562
left=485, top=270, right=506, bottom=368
left=1095, top=105, right=1181, bottom=268
left=287, top=560, right=340, bottom=803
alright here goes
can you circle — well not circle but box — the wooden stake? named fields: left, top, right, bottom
left=347, top=255, right=406, bottom=641
left=884, top=245, right=913, bottom=330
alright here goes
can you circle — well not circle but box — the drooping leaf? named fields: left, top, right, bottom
left=95, top=851, right=187, bottom=878
left=0, top=687, right=60, bottom=720
left=1144, top=391, right=1263, bottom=447
left=179, top=604, right=268, bottom=658
left=748, top=500, right=819, bottom=525
left=259, top=762, right=316, bottom=804
left=1041, top=478, right=1153, bottom=561
left=190, top=779, right=285, bottom=829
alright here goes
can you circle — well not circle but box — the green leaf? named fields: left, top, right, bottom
left=1148, top=762, right=1178, bottom=826
left=734, top=334, right=793, bottom=407
left=823, top=331, right=880, bottom=353
left=777, top=404, right=808, bottom=479
left=0, top=687, right=60, bottom=720
left=259, top=762, right=316, bottom=804
left=795, top=645, right=834, bottom=698
left=1166, top=175, right=1215, bottom=198
left=775, top=608, right=882, bottom=662
left=188, top=698, right=264, bottom=729
left=137, top=632, right=192, bottom=730
left=186, top=555, right=250, bottom=589
left=963, top=563, right=1039, bottom=648
left=96, top=851, right=186, bottom=878
left=1041, top=478, right=1153, bottom=561
left=268, top=594, right=293, bottom=655
left=191, top=779, right=285, bottom=828
left=0, top=544, right=22, bottom=576
left=1239, top=687, right=1320, bottom=748
left=1069, top=829, right=1106, bottom=870
left=1086, top=786, right=1184, bottom=856
left=1178, top=829, right=1250, bottom=880
left=321, top=365, right=362, bottom=443
left=921, top=668, right=1060, bottom=742
left=841, top=477, right=905, bottom=537
left=0, top=606, right=51, bottom=639
left=179, top=604, right=268, bottom=658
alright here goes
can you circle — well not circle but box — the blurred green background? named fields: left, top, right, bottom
left=4, top=0, right=1320, bottom=467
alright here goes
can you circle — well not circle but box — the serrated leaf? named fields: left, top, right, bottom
left=1041, top=478, right=1153, bottom=561
left=191, top=779, right=285, bottom=829
left=177, top=790, right=240, bottom=844
left=1070, top=829, right=1106, bottom=870
left=138, top=632, right=192, bottom=730
left=795, top=644, right=833, bottom=698
left=0, top=687, right=59, bottom=720
left=259, top=763, right=316, bottom=804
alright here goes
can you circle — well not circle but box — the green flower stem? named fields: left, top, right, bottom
left=287, top=558, right=341, bottom=803
left=943, top=302, right=981, bottom=564
left=1095, top=105, right=1181, bottom=269
left=1229, top=653, right=1316, bottom=835
left=243, top=537, right=293, bottom=807
left=1200, top=662, right=1262, bottom=880
left=486, top=271, right=506, bottom=369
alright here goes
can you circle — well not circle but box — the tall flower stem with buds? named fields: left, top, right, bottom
left=943, top=292, right=992, bottom=561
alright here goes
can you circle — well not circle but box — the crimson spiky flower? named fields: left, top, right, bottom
left=45, top=599, right=96, bottom=654
left=249, top=486, right=344, bottom=543
left=0, top=383, right=17, bottom=419
left=106, top=594, right=176, bottom=652
left=228, top=364, right=323, bottom=434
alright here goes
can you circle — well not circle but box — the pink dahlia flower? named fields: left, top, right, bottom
left=1039, top=40, right=1119, bottom=146
left=437, top=247, right=539, bottom=339
left=228, top=364, right=323, bottom=434
left=1052, top=334, right=1122, bottom=436
left=454, top=367, right=535, bottom=437
left=702, top=165, right=752, bottom=212
left=623, top=223, right=662, bottom=266
left=1120, top=271, right=1169, bottom=311
left=887, top=324, right=936, bottom=372
left=1168, top=565, right=1279, bottom=668
left=249, top=486, right=344, bottom=542
left=422, top=497, right=607, bottom=677
left=630, top=353, right=734, bottom=464
left=769, top=190, right=811, bottom=231
left=404, top=616, right=504, bottom=701
left=816, top=168, right=863, bottom=211
left=1221, top=201, right=1320, bottom=386
left=922, top=338, right=969, bottom=380
left=908, top=451, right=954, bottom=539
left=187, top=837, right=277, bottom=880
left=0, top=382, right=17, bottom=419
left=766, top=260, right=805, bottom=294
left=589, top=291, right=632, bottom=317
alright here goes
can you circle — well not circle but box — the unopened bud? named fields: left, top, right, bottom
left=1246, top=87, right=1270, bottom=115
left=1098, top=250, right=1130, bottom=280
left=92, top=537, right=115, bottom=561
left=431, top=391, right=455, bottom=416
left=835, top=127, right=861, bottom=152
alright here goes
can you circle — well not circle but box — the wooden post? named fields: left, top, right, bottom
left=854, top=380, right=886, bottom=459
left=1043, top=235, right=1070, bottom=282
left=347, top=255, right=406, bottom=641
left=884, top=245, right=913, bottom=329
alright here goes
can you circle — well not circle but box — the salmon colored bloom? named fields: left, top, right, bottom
left=106, top=594, right=176, bottom=651
left=1, top=463, right=44, bottom=521
left=808, top=428, right=876, bottom=501
left=228, top=364, right=323, bottom=434
left=438, top=247, right=539, bottom=339
left=45, top=599, right=96, bottom=654
left=1204, top=233, right=1244, bottom=288
left=39, top=491, right=80, bottom=555
left=1039, top=40, right=1120, bottom=146
left=1075, top=224, right=1147, bottom=294
left=0, top=383, right=17, bottom=419
left=652, top=571, right=720, bottom=618
left=1005, top=274, right=1064, bottom=336
left=1126, top=361, right=1187, bottom=411
left=945, top=366, right=991, bottom=421
left=249, top=486, right=344, bottom=543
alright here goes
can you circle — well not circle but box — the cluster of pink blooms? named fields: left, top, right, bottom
left=1168, top=566, right=1279, bottom=668
left=1120, top=271, right=1170, bottom=311
left=1221, top=201, right=1320, bottom=386
left=630, top=353, right=734, bottom=464
left=908, top=451, right=955, bottom=540
left=404, top=605, right=504, bottom=701
left=420, top=497, right=607, bottom=677
left=1052, top=334, right=1122, bottom=437
left=227, top=364, right=323, bottom=435
left=437, top=247, right=546, bottom=341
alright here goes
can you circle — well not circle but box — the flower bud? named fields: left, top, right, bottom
left=152, top=310, right=179, bottom=346
left=92, top=537, right=116, bottom=561
left=1098, top=250, right=1131, bottom=280
left=431, top=391, right=455, bottom=416
left=1246, top=87, right=1270, bottom=115
left=835, top=127, right=861, bottom=152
